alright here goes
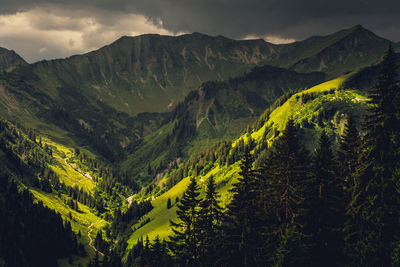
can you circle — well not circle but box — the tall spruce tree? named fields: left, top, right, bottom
left=337, top=115, right=360, bottom=196
left=265, top=118, right=311, bottom=266
left=198, top=175, right=223, bottom=266
left=221, top=146, right=261, bottom=266
left=150, top=235, right=171, bottom=266
left=346, top=45, right=400, bottom=266
left=255, top=156, right=280, bottom=266
left=169, top=176, right=202, bottom=265
left=306, top=131, right=345, bottom=266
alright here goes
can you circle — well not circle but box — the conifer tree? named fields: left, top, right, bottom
left=263, top=118, right=311, bottom=265
left=167, top=198, right=172, bottom=209
left=169, top=176, right=202, bottom=265
left=198, top=175, right=223, bottom=266
left=306, top=131, right=345, bottom=266
left=346, top=45, right=400, bottom=266
left=337, top=115, right=360, bottom=196
left=221, top=146, right=261, bottom=266
left=151, top=235, right=171, bottom=266
left=138, top=235, right=152, bottom=267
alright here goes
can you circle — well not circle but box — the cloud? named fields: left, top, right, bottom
left=128, top=0, right=400, bottom=41
left=0, top=0, right=398, bottom=62
left=0, top=7, right=179, bottom=62
left=244, top=34, right=296, bottom=44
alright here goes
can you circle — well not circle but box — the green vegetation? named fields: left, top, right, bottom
left=0, top=119, right=130, bottom=266
left=0, top=26, right=399, bottom=266
left=125, top=46, right=400, bottom=265
left=124, top=72, right=369, bottom=248
left=121, top=65, right=325, bottom=186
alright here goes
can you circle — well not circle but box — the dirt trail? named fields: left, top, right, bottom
left=87, top=219, right=105, bottom=257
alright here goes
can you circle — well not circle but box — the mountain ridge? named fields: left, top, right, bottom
left=0, top=47, right=27, bottom=71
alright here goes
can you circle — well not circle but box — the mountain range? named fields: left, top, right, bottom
left=0, top=24, right=399, bottom=266
left=0, top=25, right=395, bottom=160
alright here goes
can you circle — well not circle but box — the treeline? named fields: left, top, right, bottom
left=48, top=105, right=120, bottom=162
left=0, top=123, right=105, bottom=211
left=165, top=136, right=259, bottom=190
left=0, top=175, right=84, bottom=267
left=111, top=200, right=153, bottom=238
left=75, top=151, right=139, bottom=196
left=165, top=140, right=232, bottom=189
left=0, top=119, right=52, bottom=177
left=127, top=46, right=400, bottom=266
left=163, top=89, right=301, bottom=191
left=0, top=118, right=134, bottom=213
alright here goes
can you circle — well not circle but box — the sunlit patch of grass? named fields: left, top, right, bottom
left=30, top=188, right=106, bottom=267
left=42, top=138, right=96, bottom=192
left=126, top=161, right=240, bottom=249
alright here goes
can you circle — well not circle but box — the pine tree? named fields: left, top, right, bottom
left=221, top=146, right=261, bottom=266
left=167, top=198, right=172, bottom=209
left=337, top=115, right=360, bottom=196
left=168, top=176, right=202, bottom=265
left=150, top=235, right=171, bottom=266
left=138, top=235, right=152, bottom=267
left=346, top=45, right=400, bottom=266
left=262, top=118, right=311, bottom=265
left=306, top=131, right=345, bottom=266
left=198, top=175, right=223, bottom=266
left=94, top=230, right=107, bottom=254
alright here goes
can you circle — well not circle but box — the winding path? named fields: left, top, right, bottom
left=87, top=219, right=105, bottom=257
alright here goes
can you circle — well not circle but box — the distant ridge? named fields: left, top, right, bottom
left=270, top=25, right=392, bottom=75
left=0, top=47, right=27, bottom=71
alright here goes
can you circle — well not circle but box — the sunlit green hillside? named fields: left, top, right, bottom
left=125, top=75, right=369, bottom=247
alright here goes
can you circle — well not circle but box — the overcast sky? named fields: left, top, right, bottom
left=0, top=0, right=398, bottom=63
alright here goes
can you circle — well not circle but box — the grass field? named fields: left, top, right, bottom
left=42, top=138, right=96, bottom=192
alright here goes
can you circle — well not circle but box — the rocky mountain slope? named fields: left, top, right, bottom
left=0, top=47, right=27, bottom=71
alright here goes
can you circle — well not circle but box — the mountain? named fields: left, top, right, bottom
left=125, top=73, right=370, bottom=245
left=0, top=25, right=398, bottom=266
left=25, top=25, right=392, bottom=116
left=343, top=52, right=400, bottom=91
left=270, top=25, right=392, bottom=76
left=0, top=25, right=392, bottom=162
left=0, top=47, right=27, bottom=71
left=28, top=33, right=279, bottom=116
left=120, top=65, right=325, bottom=184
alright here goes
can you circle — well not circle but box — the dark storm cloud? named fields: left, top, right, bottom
left=128, top=0, right=400, bottom=41
left=0, top=0, right=399, bottom=62
left=0, top=0, right=399, bottom=41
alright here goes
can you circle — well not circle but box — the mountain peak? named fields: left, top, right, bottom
left=345, top=24, right=384, bottom=38
left=351, top=24, right=364, bottom=31
left=0, top=47, right=27, bottom=71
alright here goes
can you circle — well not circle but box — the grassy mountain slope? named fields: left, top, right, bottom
left=22, top=25, right=391, bottom=116
left=0, top=33, right=277, bottom=161
left=0, top=26, right=393, bottom=164
left=29, top=33, right=278, bottom=116
left=0, top=47, right=27, bottom=71
left=0, top=120, right=108, bottom=266
left=125, top=74, right=369, bottom=248
left=120, top=65, right=325, bottom=184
